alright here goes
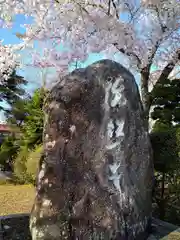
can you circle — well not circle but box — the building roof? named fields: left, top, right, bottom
left=0, top=124, right=10, bottom=132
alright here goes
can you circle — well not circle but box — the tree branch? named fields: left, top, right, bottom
left=154, top=5, right=167, bottom=33
left=169, top=69, right=180, bottom=80
left=141, top=24, right=179, bottom=91
left=108, top=0, right=111, bottom=16
left=149, top=49, right=180, bottom=107
left=124, top=3, right=141, bottom=23
left=111, top=0, right=119, bottom=19
left=156, top=49, right=179, bottom=83
left=112, top=43, right=141, bottom=68
left=158, top=62, right=178, bottom=83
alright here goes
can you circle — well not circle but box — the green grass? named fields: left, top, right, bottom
left=0, top=184, right=35, bottom=216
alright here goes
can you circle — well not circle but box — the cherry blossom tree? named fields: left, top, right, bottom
left=0, top=0, right=179, bottom=125
left=0, top=42, right=19, bottom=81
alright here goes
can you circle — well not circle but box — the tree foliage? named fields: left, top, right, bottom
left=0, top=135, right=19, bottom=171
left=0, top=69, right=27, bottom=112
left=151, top=124, right=179, bottom=173
left=150, top=76, right=180, bottom=223
left=0, top=44, right=18, bottom=82
left=0, top=87, right=45, bottom=182
left=20, top=88, right=45, bottom=149
left=150, top=77, right=180, bottom=173
left=13, top=145, right=30, bottom=184
left=0, top=0, right=179, bottom=126
left=150, top=78, right=180, bottom=125
left=26, top=144, right=43, bottom=184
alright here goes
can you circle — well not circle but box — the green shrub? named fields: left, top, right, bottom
left=0, top=135, right=19, bottom=171
left=150, top=125, right=179, bottom=173
left=0, top=179, right=10, bottom=185
left=13, top=144, right=43, bottom=185
left=26, top=144, right=43, bottom=184
left=13, top=146, right=30, bottom=184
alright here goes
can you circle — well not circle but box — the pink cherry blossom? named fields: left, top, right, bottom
left=0, top=0, right=179, bottom=82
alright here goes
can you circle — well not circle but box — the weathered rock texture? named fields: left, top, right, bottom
left=0, top=214, right=31, bottom=240
left=30, top=60, right=154, bottom=240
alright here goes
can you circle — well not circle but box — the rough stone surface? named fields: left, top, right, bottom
left=0, top=214, right=31, bottom=240
left=30, top=59, right=154, bottom=239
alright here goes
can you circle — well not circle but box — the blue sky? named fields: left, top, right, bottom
left=0, top=14, right=110, bottom=86
left=0, top=14, right=140, bottom=80
left=0, top=14, right=141, bottom=121
left=0, top=15, right=31, bottom=45
left=0, top=15, right=106, bottom=120
left=0, top=15, right=41, bottom=90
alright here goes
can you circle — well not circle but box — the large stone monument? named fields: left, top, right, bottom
left=30, top=60, right=154, bottom=239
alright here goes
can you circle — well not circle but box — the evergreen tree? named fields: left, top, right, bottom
left=0, top=69, right=27, bottom=112
left=0, top=88, right=45, bottom=174
left=21, top=88, right=45, bottom=149
left=150, top=78, right=180, bottom=126
left=150, top=77, right=180, bottom=222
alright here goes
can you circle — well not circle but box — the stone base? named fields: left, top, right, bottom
left=148, top=218, right=180, bottom=240
left=0, top=213, right=31, bottom=240
left=0, top=214, right=179, bottom=240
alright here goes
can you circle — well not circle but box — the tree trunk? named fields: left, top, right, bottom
left=161, top=172, right=165, bottom=200
left=140, top=57, right=179, bottom=131
left=159, top=172, right=166, bottom=220
left=140, top=68, right=151, bottom=130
